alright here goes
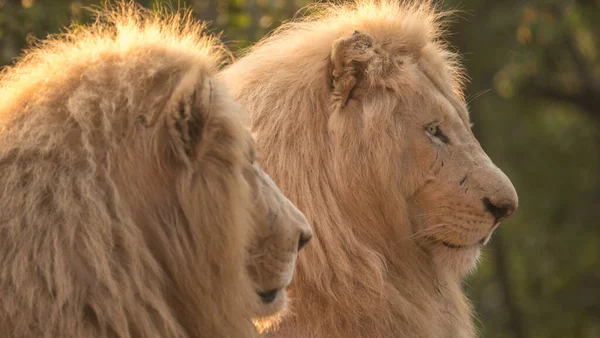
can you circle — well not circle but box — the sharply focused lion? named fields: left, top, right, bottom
left=0, top=3, right=311, bottom=337
left=220, top=0, right=519, bottom=336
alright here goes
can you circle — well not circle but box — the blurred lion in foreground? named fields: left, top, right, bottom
left=0, top=2, right=311, bottom=337
left=221, top=0, right=518, bottom=336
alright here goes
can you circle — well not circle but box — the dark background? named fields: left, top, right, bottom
left=1, top=0, right=598, bottom=337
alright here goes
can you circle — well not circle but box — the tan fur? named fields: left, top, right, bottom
left=220, top=1, right=518, bottom=337
left=0, top=2, right=311, bottom=337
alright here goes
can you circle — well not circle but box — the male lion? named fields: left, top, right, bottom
left=220, top=0, right=518, bottom=337
left=0, top=3, right=311, bottom=338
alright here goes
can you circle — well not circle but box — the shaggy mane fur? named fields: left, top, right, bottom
left=0, top=2, right=259, bottom=337
left=220, top=1, right=477, bottom=337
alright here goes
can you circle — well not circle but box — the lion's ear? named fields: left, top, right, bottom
left=330, top=31, right=388, bottom=109
left=165, top=75, right=212, bottom=162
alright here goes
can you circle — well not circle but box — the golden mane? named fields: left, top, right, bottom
left=229, top=0, right=465, bottom=98
left=0, top=2, right=260, bottom=337
left=220, top=0, right=488, bottom=337
left=0, top=1, right=228, bottom=123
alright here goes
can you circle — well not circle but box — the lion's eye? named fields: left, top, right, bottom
left=426, top=124, right=449, bottom=144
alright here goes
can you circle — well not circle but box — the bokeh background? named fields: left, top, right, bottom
left=1, top=0, right=598, bottom=337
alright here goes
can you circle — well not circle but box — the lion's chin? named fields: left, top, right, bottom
left=252, top=290, right=289, bottom=334
left=440, top=237, right=485, bottom=249
left=435, top=244, right=483, bottom=276
left=433, top=223, right=502, bottom=251
left=428, top=234, right=486, bottom=251
left=253, top=289, right=289, bottom=318
left=422, top=237, right=485, bottom=276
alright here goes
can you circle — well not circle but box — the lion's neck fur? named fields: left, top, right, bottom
left=220, top=1, right=474, bottom=336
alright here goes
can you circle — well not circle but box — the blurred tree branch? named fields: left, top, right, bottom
left=525, top=2, right=600, bottom=126
left=526, top=78, right=600, bottom=125
left=492, top=235, right=527, bottom=338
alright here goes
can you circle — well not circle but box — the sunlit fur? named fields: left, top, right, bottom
left=0, top=3, right=290, bottom=337
left=220, top=0, right=518, bottom=337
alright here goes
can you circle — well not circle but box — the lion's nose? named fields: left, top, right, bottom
left=483, top=197, right=517, bottom=224
left=297, top=228, right=312, bottom=251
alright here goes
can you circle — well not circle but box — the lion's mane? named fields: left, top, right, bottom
left=0, top=3, right=259, bottom=337
left=220, top=0, right=475, bottom=337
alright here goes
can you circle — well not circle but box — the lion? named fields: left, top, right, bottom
left=0, top=3, right=311, bottom=338
left=219, top=0, right=519, bottom=337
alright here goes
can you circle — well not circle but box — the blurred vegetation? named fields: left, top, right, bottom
left=1, top=0, right=598, bottom=337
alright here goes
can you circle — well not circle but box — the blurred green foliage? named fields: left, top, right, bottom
left=1, top=0, right=598, bottom=337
